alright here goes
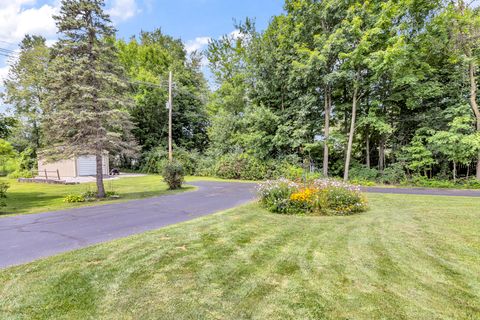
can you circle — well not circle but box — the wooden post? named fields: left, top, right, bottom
left=57, top=169, right=61, bottom=180
left=44, top=169, right=48, bottom=180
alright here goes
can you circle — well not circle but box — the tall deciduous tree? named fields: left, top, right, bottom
left=117, top=30, right=209, bottom=153
left=3, top=35, right=49, bottom=153
left=449, top=0, right=480, bottom=179
left=43, top=0, right=136, bottom=197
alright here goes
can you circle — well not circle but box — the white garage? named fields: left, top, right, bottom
left=38, top=153, right=109, bottom=179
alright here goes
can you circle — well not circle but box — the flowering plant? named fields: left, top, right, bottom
left=257, top=178, right=368, bottom=216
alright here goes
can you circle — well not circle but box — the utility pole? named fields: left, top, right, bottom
left=168, top=71, right=173, bottom=162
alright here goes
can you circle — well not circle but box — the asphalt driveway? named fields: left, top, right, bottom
left=1, top=180, right=479, bottom=269
left=0, top=181, right=256, bottom=269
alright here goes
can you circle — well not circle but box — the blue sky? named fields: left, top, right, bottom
left=115, top=0, right=284, bottom=42
left=0, top=0, right=285, bottom=87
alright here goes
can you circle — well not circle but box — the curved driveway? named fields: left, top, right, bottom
left=1, top=181, right=479, bottom=269
left=0, top=181, right=256, bottom=269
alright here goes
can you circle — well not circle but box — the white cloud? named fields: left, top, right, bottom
left=229, top=29, right=241, bottom=40
left=0, top=64, right=10, bottom=82
left=0, top=0, right=58, bottom=44
left=107, top=0, right=140, bottom=22
left=184, top=36, right=211, bottom=54
left=0, top=0, right=139, bottom=46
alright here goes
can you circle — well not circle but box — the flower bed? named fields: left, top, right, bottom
left=257, top=178, right=368, bottom=216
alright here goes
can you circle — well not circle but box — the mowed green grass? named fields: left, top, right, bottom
left=1, top=194, right=479, bottom=319
left=0, top=175, right=193, bottom=216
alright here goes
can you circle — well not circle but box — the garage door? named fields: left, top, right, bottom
left=77, top=156, right=97, bottom=176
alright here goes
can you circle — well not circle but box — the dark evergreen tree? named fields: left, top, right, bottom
left=43, top=0, right=137, bottom=197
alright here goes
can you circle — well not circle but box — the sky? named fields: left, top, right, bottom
left=0, top=0, right=285, bottom=91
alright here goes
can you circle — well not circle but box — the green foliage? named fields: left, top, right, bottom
left=323, top=186, right=368, bottom=216
left=404, top=176, right=480, bottom=189
left=459, top=178, right=480, bottom=189
left=0, top=139, right=19, bottom=176
left=379, top=163, right=406, bottom=184
left=141, top=147, right=199, bottom=175
left=117, top=29, right=209, bottom=153
left=257, top=178, right=368, bottom=216
left=63, top=194, right=86, bottom=203
left=0, top=182, right=9, bottom=208
left=7, top=170, right=34, bottom=179
left=163, top=161, right=184, bottom=190
left=7, top=148, right=36, bottom=178
left=349, top=165, right=379, bottom=181
left=256, top=178, right=299, bottom=214
left=2, top=35, right=49, bottom=152
left=194, top=157, right=217, bottom=177
left=215, top=153, right=267, bottom=181
left=0, top=116, right=17, bottom=140
left=81, top=190, right=97, bottom=200
left=42, top=0, right=137, bottom=198
left=105, top=191, right=120, bottom=198
left=203, top=0, right=480, bottom=183
left=402, top=136, right=436, bottom=175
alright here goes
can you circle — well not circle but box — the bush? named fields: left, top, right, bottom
left=257, top=178, right=368, bottom=216
left=63, top=194, right=86, bottom=203
left=404, top=176, right=480, bottom=189
left=195, top=157, right=217, bottom=177
left=379, top=163, right=406, bottom=184
left=407, top=176, right=456, bottom=188
left=0, top=182, right=9, bottom=208
left=215, top=153, right=267, bottom=180
left=349, top=165, right=379, bottom=181
left=257, top=178, right=300, bottom=213
left=459, top=178, right=480, bottom=189
left=106, top=190, right=120, bottom=198
left=7, top=170, right=34, bottom=179
left=163, top=161, right=184, bottom=190
left=141, top=147, right=199, bottom=176
left=350, top=179, right=376, bottom=186
left=81, top=190, right=97, bottom=201
left=272, top=161, right=304, bottom=180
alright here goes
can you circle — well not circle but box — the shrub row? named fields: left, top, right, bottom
left=350, top=164, right=480, bottom=189
left=257, top=178, right=368, bottom=216
left=140, top=150, right=480, bottom=188
left=200, top=154, right=304, bottom=181
left=140, top=150, right=307, bottom=181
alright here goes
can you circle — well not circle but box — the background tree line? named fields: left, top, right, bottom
left=1, top=0, right=480, bottom=187
left=206, top=0, right=480, bottom=184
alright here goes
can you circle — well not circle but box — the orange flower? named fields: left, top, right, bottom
left=290, top=187, right=318, bottom=202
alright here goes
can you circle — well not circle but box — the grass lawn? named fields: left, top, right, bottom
left=0, top=175, right=194, bottom=216
left=1, top=194, right=479, bottom=319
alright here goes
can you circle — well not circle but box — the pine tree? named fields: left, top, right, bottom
left=43, top=0, right=137, bottom=197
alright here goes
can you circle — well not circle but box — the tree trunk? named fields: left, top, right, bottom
left=32, top=118, right=41, bottom=151
left=453, top=161, right=457, bottom=182
left=366, top=126, right=370, bottom=169
left=344, top=86, right=358, bottom=181
left=469, top=60, right=480, bottom=180
left=96, top=151, right=106, bottom=198
left=379, top=137, right=385, bottom=172
left=323, top=86, right=331, bottom=177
